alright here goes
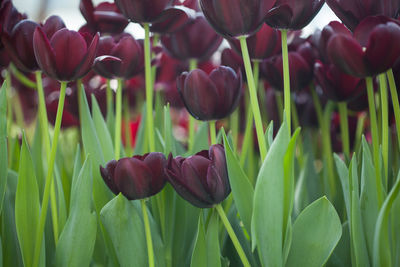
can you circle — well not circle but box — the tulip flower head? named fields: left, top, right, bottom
left=166, top=144, right=231, bottom=208
left=100, top=152, right=167, bottom=200
left=177, top=66, right=242, bottom=121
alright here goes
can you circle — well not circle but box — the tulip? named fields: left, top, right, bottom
left=93, top=34, right=144, bottom=79
left=177, top=66, right=242, bottom=121
left=161, top=14, right=222, bottom=62
left=100, top=152, right=167, bottom=200
left=327, top=16, right=400, bottom=78
left=80, top=0, right=129, bottom=35
left=0, top=0, right=27, bottom=36
left=326, top=0, right=400, bottom=31
left=265, top=0, right=325, bottom=30
left=220, top=48, right=245, bottom=74
left=166, top=144, right=230, bottom=208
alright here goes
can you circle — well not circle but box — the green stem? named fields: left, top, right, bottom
left=10, top=63, right=36, bottom=89
left=338, top=102, right=350, bottom=158
left=230, top=109, right=239, bottom=152
left=281, top=29, right=291, bottom=134
left=354, top=112, right=366, bottom=152
left=144, top=23, right=155, bottom=152
left=209, top=121, right=217, bottom=145
left=322, top=102, right=336, bottom=198
left=275, top=91, right=284, bottom=124
left=239, top=36, right=267, bottom=160
left=33, top=81, right=67, bottom=267
left=124, top=96, right=132, bottom=157
left=106, top=79, right=113, bottom=117
left=6, top=70, right=12, bottom=166
left=141, top=199, right=155, bottom=267
left=387, top=69, right=400, bottom=149
left=188, top=59, right=198, bottom=152
left=310, top=85, right=324, bottom=127
left=240, top=92, right=254, bottom=167
left=291, top=99, right=304, bottom=167
left=115, top=79, right=123, bottom=159
left=379, top=73, right=389, bottom=186
left=215, top=204, right=250, bottom=267
left=366, top=77, right=383, bottom=206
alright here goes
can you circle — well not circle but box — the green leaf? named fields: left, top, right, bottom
left=55, top=157, right=97, bottom=267
left=100, top=195, right=148, bottom=267
left=222, top=129, right=254, bottom=234
left=264, top=121, right=274, bottom=151
left=373, top=170, right=400, bottom=267
left=134, top=103, right=147, bottom=155
left=189, top=122, right=209, bottom=155
left=164, top=105, right=176, bottom=156
left=0, top=83, right=7, bottom=213
left=191, top=215, right=207, bottom=267
left=15, top=134, right=41, bottom=267
left=334, top=154, right=350, bottom=220
left=286, top=197, right=342, bottom=267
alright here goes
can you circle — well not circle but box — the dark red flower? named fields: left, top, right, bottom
left=161, top=14, right=222, bottom=62
left=100, top=152, right=167, bottom=200
left=326, top=0, right=400, bottom=31
left=228, top=23, right=281, bottom=60
left=221, top=48, right=244, bottom=73
left=166, top=144, right=230, bottom=208
left=199, top=0, right=276, bottom=38
left=177, top=66, right=242, bottom=121
left=80, top=0, right=129, bottom=35
left=33, top=26, right=99, bottom=81
left=93, top=34, right=144, bottom=79
left=0, top=0, right=26, bottom=36
left=327, top=16, right=400, bottom=77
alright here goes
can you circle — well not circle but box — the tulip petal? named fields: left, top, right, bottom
left=265, top=4, right=293, bottom=29
left=143, top=152, right=167, bottom=195
left=33, top=27, right=58, bottom=79
left=100, top=160, right=119, bottom=195
left=73, top=32, right=100, bottom=81
left=93, top=55, right=122, bottom=79
left=41, top=15, right=66, bottom=39
left=150, top=6, right=196, bottom=33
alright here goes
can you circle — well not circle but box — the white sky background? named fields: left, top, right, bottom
left=12, top=0, right=339, bottom=39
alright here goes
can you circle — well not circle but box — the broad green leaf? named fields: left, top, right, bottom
left=191, top=215, right=207, bottom=267
left=264, top=121, right=274, bottom=151
left=327, top=222, right=352, bottom=267
left=55, top=157, right=97, bottom=267
left=222, top=129, right=254, bottom=234
left=334, top=154, right=350, bottom=220
left=134, top=103, right=147, bottom=155
left=206, top=211, right=221, bottom=267
left=190, top=121, right=209, bottom=155
left=163, top=105, right=176, bottom=156
left=15, top=134, right=41, bottom=267
left=31, top=120, right=45, bottom=196
left=0, top=83, right=8, bottom=213
left=286, top=197, right=342, bottom=267
left=71, top=145, right=82, bottom=190
left=373, top=170, right=400, bottom=267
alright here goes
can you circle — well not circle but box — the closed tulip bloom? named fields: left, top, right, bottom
left=100, top=152, right=167, bottom=200
left=177, top=66, right=242, bottom=121
left=80, top=0, right=129, bottom=35
left=327, top=16, right=400, bottom=77
left=0, top=0, right=26, bottom=36
left=200, top=0, right=276, bottom=38
left=228, top=23, right=281, bottom=60
left=33, top=26, right=99, bottom=82
left=326, top=0, right=400, bottom=31
left=166, top=145, right=230, bottom=208
left=93, top=34, right=144, bottom=79
left=161, top=14, right=222, bottom=61
left=265, top=0, right=325, bottom=30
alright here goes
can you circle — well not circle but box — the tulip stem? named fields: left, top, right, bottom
left=239, top=36, right=267, bottom=160
left=209, top=121, right=217, bottom=145
left=215, top=204, right=250, bottom=267
left=33, top=81, right=67, bottom=267
left=387, top=69, right=400, bottom=149
left=124, top=96, right=132, bottom=156
left=240, top=92, right=254, bottom=167
left=10, top=63, right=37, bottom=89
left=5, top=70, right=12, bottom=166
left=106, top=79, right=113, bottom=119
left=379, top=73, right=389, bottom=186
left=144, top=23, right=156, bottom=152
left=354, top=112, right=366, bottom=152
left=115, top=78, right=123, bottom=159
left=321, top=102, right=336, bottom=199
left=338, top=102, right=350, bottom=159
left=35, top=71, right=59, bottom=245
left=281, top=29, right=291, bottom=135
left=188, top=59, right=198, bottom=152
left=141, top=199, right=155, bottom=267
left=366, top=76, right=383, bottom=207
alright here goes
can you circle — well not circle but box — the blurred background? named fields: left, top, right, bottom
left=12, top=0, right=339, bottom=38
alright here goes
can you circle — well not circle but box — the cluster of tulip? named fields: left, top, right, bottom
left=2, top=0, right=400, bottom=266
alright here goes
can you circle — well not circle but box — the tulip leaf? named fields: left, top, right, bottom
left=286, top=197, right=342, bottom=267
left=163, top=105, right=176, bottom=156
left=0, top=83, right=7, bottom=214
left=190, top=121, right=209, bottom=155
left=191, top=214, right=207, bottom=267
left=373, top=170, right=400, bottom=267
left=134, top=103, right=147, bottom=155
left=91, top=95, right=115, bottom=162
left=100, top=195, right=148, bottom=267
left=71, top=145, right=82, bottom=190
left=264, top=121, right=274, bottom=151
left=334, top=154, right=350, bottom=220
left=15, top=134, right=41, bottom=267
left=222, top=129, right=254, bottom=234
left=55, top=156, right=97, bottom=267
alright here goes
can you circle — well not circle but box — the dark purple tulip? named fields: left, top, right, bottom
left=199, top=0, right=276, bottom=38
left=100, top=152, right=167, bottom=200
left=93, top=34, right=144, bottom=79
left=327, top=16, right=400, bottom=77
left=0, top=0, right=26, bottom=36
left=265, top=0, right=325, bottom=30
left=318, top=21, right=350, bottom=63
left=177, top=66, right=242, bottom=121
left=220, top=48, right=244, bottom=73
left=326, top=0, right=400, bottom=31
left=315, top=60, right=365, bottom=102
left=161, top=14, right=222, bottom=62
left=115, top=0, right=195, bottom=33
left=228, top=23, right=281, bottom=60
left=80, top=0, right=129, bottom=35
left=166, top=144, right=230, bottom=208
left=33, top=26, right=99, bottom=82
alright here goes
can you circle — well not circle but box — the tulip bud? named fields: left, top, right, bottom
left=166, top=145, right=231, bottom=208
left=177, top=66, right=242, bottom=121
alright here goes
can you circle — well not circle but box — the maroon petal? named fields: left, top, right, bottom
left=93, top=55, right=122, bottom=79
left=100, top=160, right=119, bottom=195
left=80, top=0, right=96, bottom=26
left=150, top=6, right=196, bottom=33
left=73, top=32, right=100, bottom=81
left=33, top=27, right=58, bottom=79
left=143, top=152, right=167, bottom=195
left=42, top=15, right=66, bottom=39
left=265, top=4, right=293, bottom=29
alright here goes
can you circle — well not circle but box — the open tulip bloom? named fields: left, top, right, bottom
left=5, top=1, right=400, bottom=267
